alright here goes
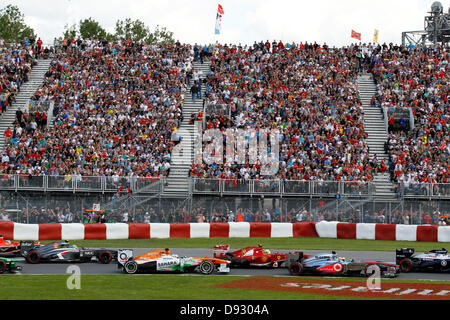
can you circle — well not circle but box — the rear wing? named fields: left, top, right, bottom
left=117, top=249, right=133, bottom=267
left=19, top=241, right=38, bottom=257
left=286, top=252, right=305, bottom=266
left=396, top=248, right=415, bottom=262
left=213, top=245, right=230, bottom=259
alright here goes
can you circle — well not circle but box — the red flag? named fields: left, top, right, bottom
left=218, top=4, right=224, bottom=15
left=351, top=30, right=361, bottom=41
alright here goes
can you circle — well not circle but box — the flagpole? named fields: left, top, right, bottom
left=214, top=3, right=224, bottom=47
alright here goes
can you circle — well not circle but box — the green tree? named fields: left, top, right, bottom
left=115, top=18, right=149, bottom=42
left=0, top=4, right=35, bottom=43
left=115, top=18, right=175, bottom=44
left=150, top=25, right=175, bottom=44
left=63, top=23, right=78, bottom=40
left=79, top=17, right=107, bottom=40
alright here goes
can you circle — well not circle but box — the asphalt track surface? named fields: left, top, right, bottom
left=8, top=248, right=450, bottom=281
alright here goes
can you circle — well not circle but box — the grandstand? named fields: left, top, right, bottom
left=0, top=9, right=448, bottom=226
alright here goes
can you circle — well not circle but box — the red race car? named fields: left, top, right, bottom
left=0, top=235, right=21, bottom=257
left=213, top=244, right=303, bottom=268
left=0, top=236, right=42, bottom=257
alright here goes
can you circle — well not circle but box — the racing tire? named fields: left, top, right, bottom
left=0, top=260, right=6, bottom=274
left=198, top=260, right=215, bottom=275
left=289, top=262, right=304, bottom=276
left=26, top=251, right=41, bottom=264
left=124, top=260, right=138, bottom=274
left=439, top=260, right=448, bottom=272
left=399, top=259, right=413, bottom=273
left=98, top=251, right=113, bottom=264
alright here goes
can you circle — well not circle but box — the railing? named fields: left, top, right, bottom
left=0, top=175, right=448, bottom=199
left=192, top=178, right=376, bottom=198
left=191, top=179, right=449, bottom=199
left=0, top=175, right=164, bottom=194
left=402, top=183, right=450, bottom=199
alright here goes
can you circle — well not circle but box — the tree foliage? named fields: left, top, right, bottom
left=115, top=18, right=148, bottom=42
left=148, top=25, right=175, bottom=44
left=79, top=17, right=108, bottom=40
left=63, top=23, right=78, bottom=40
left=0, top=5, right=35, bottom=43
left=61, top=16, right=176, bottom=44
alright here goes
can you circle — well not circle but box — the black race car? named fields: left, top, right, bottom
left=21, top=241, right=118, bottom=264
left=396, top=248, right=450, bottom=273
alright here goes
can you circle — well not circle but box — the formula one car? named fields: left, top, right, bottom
left=213, top=244, right=300, bottom=268
left=21, top=241, right=117, bottom=264
left=0, top=236, right=44, bottom=257
left=0, top=257, right=22, bottom=274
left=118, top=248, right=230, bottom=275
left=0, top=235, right=21, bottom=257
left=287, top=252, right=400, bottom=278
left=396, top=248, right=450, bottom=273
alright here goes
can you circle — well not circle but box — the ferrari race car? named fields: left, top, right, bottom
left=213, top=244, right=300, bottom=268
left=22, top=241, right=118, bottom=264
left=396, top=248, right=450, bottom=273
left=118, top=248, right=230, bottom=275
left=0, top=257, right=22, bottom=274
left=288, top=252, right=400, bottom=278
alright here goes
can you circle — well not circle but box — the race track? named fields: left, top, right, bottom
left=9, top=248, right=450, bottom=281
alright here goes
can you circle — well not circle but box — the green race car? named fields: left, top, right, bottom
left=0, top=257, right=22, bottom=274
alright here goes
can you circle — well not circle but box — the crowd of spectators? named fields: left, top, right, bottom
left=1, top=39, right=447, bottom=191
left=0, top=39, right=193, bottom=178
left=190, top=41, right=374, bottom=183
left=367, top=43, right=449, bottom=190
left=0, top=39, right=37, bottom=115
left=1, top=202, right=448, bottom=225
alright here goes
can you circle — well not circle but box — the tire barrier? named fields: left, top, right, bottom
left=0, top=221, right=448, bottom=242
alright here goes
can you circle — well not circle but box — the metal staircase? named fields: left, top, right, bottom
left=0, top=58, right=52, bottom=148
left=358, top=73, right=396, bottom=200
left=162, top=60, right=210, bottom=197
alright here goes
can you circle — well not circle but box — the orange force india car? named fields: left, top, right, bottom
left=117, top=248, right=231, bottom=275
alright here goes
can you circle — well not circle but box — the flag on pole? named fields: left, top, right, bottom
left=218, top=4, right=224, bottom=15
left=215, top=4, right=224, bottom=35
left=373, top=29, right=379, bottom=43
left=351, top=30, right=361, bottom=41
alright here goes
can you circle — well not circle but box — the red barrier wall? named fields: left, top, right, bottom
left=84, top=223, right=107, bottom=240
left=375, top=224, right=396, bottom=241
left=250, top=223, right=272, bottom=238
left=293, top=222, right=318, bottom=238
left=170, top=223, right=191, bottom=238
left=38, top=224, right=62, bottom=241
left=337, top=223, right=357, bottom=240
left=0, top=221, right=14, bottom=240
left=128, top=223, right=150, bottom=239
left=209, top=223, right=230, bottom=238
left=416, top=225, right=438, bottom=242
